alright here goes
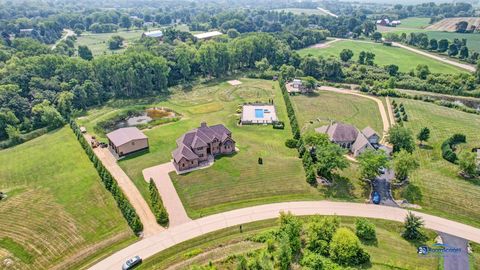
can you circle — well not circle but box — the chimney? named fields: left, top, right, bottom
left=200, top=122, right=207, bottom=128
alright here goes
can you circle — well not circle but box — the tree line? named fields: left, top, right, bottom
left=70, top=120, right=143, bottom=234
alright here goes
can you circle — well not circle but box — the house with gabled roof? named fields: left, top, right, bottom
left=315, top=122, right=379, bottom=157
left=172, top=122, right=235, bottom=171
left=106, top=127, right=149, bottom=157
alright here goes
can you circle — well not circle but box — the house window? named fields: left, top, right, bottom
left=132, top=141, right=135, bottom=145
left=191, top=161, right=194, bottom=164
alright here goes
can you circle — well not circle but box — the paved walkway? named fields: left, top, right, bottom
left=89, top=201, right=480, bottom=270
left=392, top=42, right=476, bottom=72
left=319, top=86, right=391, bottom=141
left=83, top=134, right=163, bottom=237
left=142, top=162, right=191, bottom=227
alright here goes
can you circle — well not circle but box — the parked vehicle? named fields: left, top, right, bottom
left=372, top=191, right=381, bottom=204
left=122, top=256, right=142, bottom=270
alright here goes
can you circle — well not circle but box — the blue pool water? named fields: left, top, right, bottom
left=255, top=109, right=264, bottom=118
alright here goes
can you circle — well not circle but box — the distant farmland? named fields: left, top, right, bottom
left=273, top=8, right=329, bottom=16
left=426, top=17, right=480, bottom=32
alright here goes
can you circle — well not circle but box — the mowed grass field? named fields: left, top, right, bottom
left=0, top=127, right=133, bottom=269
left=291, top=90, right=384, bottom=135
left=76, top=28, right=150, bottom=56
left=394, top=98, right=480, bottom=228
left=273, top=8, right=329, bottom=16
left=139, top=217, right=440, bottom=270
left=298, top=40, right=464, bottom=74
left=79, top=79, right=324, bottom=218
left=398, top=17, right=431, bottom=29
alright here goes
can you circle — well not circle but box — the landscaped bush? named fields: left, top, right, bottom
left=441, top=133, right=467, bottom=163
left=285, top=138, right=298, bottom=149
left=149, top=178, right=169, bottom=226
left=355, top=218, right=377, bottom=241
left=70, top=120, right=143, bottom=234
left=272, top=121, right=285, bottom=130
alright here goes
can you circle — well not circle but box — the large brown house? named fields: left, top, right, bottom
left=172, top=122, right=235, bottom=171
left=315, top=122, right=379, bottom=157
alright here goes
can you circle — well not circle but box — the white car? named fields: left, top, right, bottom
left=122, top=256, right=142, bottom=270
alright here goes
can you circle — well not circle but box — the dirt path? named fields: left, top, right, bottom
left=316, top=7, right=338, bottom=18
left=142, top=162, right=191, bottom=228
left=52, top=29, right=75, bottom=50
left=309, top=38, right=340, bottom=49
left=385, top=96, right=396, bottom=127
left=392, top=42, right=476, bottom=72
left=319, top=86, right=391, bottom=141
left=83, top=134, right=163, bottom=237
left=89, top=201, right=480, bottom=270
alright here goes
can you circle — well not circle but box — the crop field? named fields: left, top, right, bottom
left=425, top=17, right=480, bottom=32
left=139, top=217, right=440, bottom=270
left=393, top=98, right=480, bottom=228
left=298, top=40, right=464, bottom=74
left=0, top=127, right=133, bottom=269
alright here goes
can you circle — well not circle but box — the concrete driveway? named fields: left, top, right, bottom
left=438, top=232, right=470, bottom=270
left=371, top=169, right=398, bottom=207
left=83, top=134, right=163, bottom=237
left=88, top=201, right=480, bottom=270
left=142, top=162, right=191, bottom=227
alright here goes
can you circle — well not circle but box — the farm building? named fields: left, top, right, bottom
left=241, top=104, right=278, bottom=124
left=106, top=127, right=149, bottom=157
left=194, top=31, right=223, bottom=40
left=172, top=122, right=235, bottom=171
left=315, top=122, right=380, bottom=157
left=376, top=18, right=401, bottom=27
left=142, top=30, right=163, bottom=39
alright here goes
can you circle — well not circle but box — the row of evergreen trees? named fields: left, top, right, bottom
left=279, top=80, right=316, bottom=185
left=149, top=179, right=169, bottom=226
left=70, top=120, right=143, bottom=234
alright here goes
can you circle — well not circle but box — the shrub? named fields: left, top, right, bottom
left=258, top=157, right=263, bottom=164
left=149, top=179, right=169, bottom=226
left=355, top=218, right=376, bottom=241
left=285, top=138, right=298, bottom=148
left=329, top=228, right=370, bottom=266
left=441, top=134, right=467, bottom=163
left=273, top=121, right=285, bottom=129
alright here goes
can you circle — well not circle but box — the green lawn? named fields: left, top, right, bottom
left=138, top=217, right=440, bottom=270
left=393, top=98, right=480, bottom=228
left=79, top=79, right=327, bottom=218
left=381, top=28, right=480, bottom=53
left=399, top=17, right=431, bottom=29
left=298, top=40, right=465, bottom=74
left=76, top=28, right=151, bottom=56
left=0, top=127, right=133, bottom=269
left=291, top=90, right=384, bottom=136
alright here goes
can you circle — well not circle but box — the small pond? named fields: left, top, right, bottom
left=113, top=107, right=178, bottom=129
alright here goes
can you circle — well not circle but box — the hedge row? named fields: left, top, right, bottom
left=279, top=80, right=316, bottom=185
left=70, top=120, right=143, bottom=234
left=441, top=133, right=466, bottom=163
left=149, top=178, right=169, bottom=226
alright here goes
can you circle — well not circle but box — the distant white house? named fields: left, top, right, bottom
left=194, top=31, right=223, bottom=40
left=376, top=18, right=401, bottom=27
left=292, top=79, right=302, bottom=88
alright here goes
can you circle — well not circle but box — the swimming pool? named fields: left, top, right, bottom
left=255, top=109, right=264, bottom=118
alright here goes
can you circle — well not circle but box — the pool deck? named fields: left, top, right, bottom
left=241, top=104, right=278, bottom=124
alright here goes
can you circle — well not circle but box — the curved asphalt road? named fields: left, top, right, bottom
left=89, top=201, right=480, bottom=270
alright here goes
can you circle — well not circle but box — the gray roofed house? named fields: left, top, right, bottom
left=316, top=122, right=380, bottom=157
left=172, top=122, right=235, bottom=171
left=106, top=127, right=149, bottom=157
